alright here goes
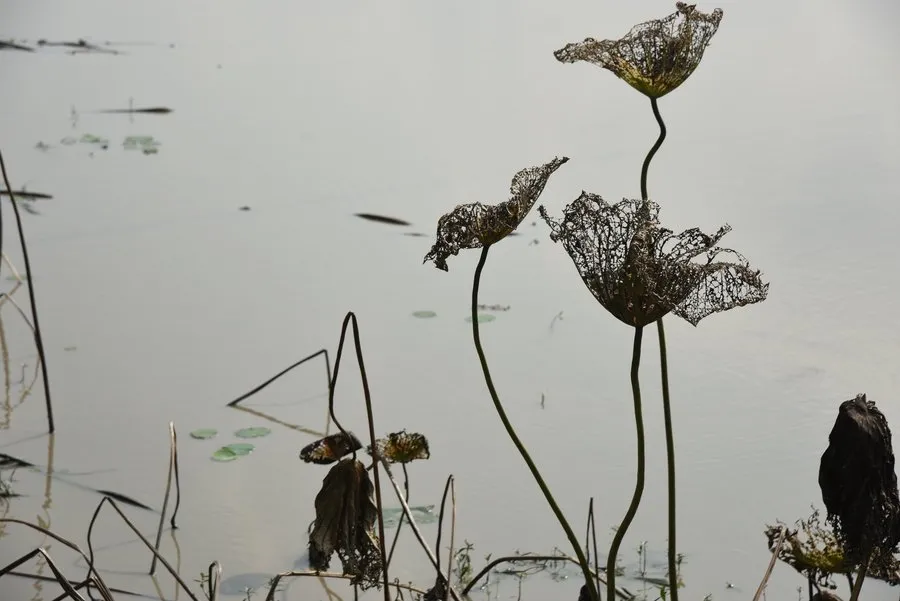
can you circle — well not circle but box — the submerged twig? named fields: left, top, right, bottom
left=264, top=570, right=428, bottom=601
left=461, top=553, right=629, bottom=599
left=0, top=151, right=53, bottom=433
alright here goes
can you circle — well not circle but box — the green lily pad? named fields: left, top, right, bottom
left=211, top=447, right=238, bottom=462
left=225, top=442, right=255, bottom=456
left=412, top=310, right=437, bottom=319
left=234, top=427, right=271, bottom=439
left=190, top=428, right=218, bottom=440
left=382, top=505, right=437, bottom=528
left=465, top=314, right=496, bottom=323
left=79, top=133, right=108, bottom=145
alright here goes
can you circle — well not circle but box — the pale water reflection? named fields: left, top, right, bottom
left=1, top=0, right=899, bottom=599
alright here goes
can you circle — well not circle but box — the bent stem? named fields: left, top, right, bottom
left=642, top=96, right=679, bottom=601
left=471, top=245, right=598, bottom=601
left=606, top=325, right=645, bottom=601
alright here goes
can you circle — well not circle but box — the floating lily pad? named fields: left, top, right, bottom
left=190, top=428, right=218, bottom=440
left=79, top=133, right=108, bottom=146
left=234, top=427, right=271, bottom=439
left=465, top=314, right=496, bottom=323
left=123, top=135, right=160, bottom=153
left=382, top=505, right=437, bottom=528
left=412, top=310, right=437, bottom=319
left=225, top=442, right=255, bottom=456
left=211, top=447, right=238, bottom=462
left=60, top=136, right=77, bottom=146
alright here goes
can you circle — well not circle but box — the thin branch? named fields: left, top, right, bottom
left=150, top=422, right=179, bottom=574
left=0, top=150, right=53, bottom=432
left=227, top=349, right=331, bottom=406
left=753, top=525, right=786, bottom=601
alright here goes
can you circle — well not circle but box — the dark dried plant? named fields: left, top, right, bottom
left=423, top=157, right=569, bottom=271
left=300, top=431, right=363, bottom=465
left=372, top=430, right=430, bottom=464
left=819, top=394, right=900, bottom=590
left=308, top=457, right=383, bottom=588
left=554, top=2, right=724, bottom=99
left=539, top=194, right=768, bottom=328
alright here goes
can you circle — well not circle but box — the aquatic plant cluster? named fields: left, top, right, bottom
left=424, top=4, right=766, bottom=601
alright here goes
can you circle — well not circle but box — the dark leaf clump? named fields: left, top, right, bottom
left=819, top=394, right=900, bottom=567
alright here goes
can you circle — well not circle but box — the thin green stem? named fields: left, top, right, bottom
left=471, top=245, right=598, bottom=601
left=642, top=96, right=679, bottom=601
left=640, top=97, right=667, bottom=202
left=606, top=326, right=645, bottom=601
left=658, top=318, right=678, bottom=598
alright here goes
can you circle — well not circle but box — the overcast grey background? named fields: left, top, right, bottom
left=1, top=0, right=899, bottom=599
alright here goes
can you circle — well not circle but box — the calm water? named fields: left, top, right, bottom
left=2, top=0, right=900, bottom=599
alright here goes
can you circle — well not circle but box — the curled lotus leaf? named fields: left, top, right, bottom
left=424, top=157, right=569, bottom=271
left=308, top=458, right=382, bottom=587
left=371, top=430, right=430, bottom=464
left=554, top=2, right=724, bottom=98
left=300, top=431, right=363, bottom=465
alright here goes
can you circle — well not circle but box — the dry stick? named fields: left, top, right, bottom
left=0, top=518, right=117, bottom=600
left=461, top=555, right=630, bottom=599
left=85, top=497, right=200, bottom=601
left=264, top=570, right=428, bottom=601
left=1, top=548, right=90, bottom=601
left=435, top=475, right=454, bottom=569
left=471, top=244, right=598, bottom=601
left=386, top=463, right=410, bottom=567
left=379, top=458, right=463, bottom=601
left=226, top=349, right=330, bottom=406
left=753, top=525, right=786, bottom=601
left=445, top=478, right=457, bottom=601
left=606, top=326, right=646, bottom=601
left=150, top=422, right=178, bottom=575
left=585, top=498, right=601, bottom=598
left=208, top=561, right=222, bottom=601
left=849, top=556, right=870, bottom=601
left=0, top=151, right=53, bottom=433
left=328, top=312, right=390, bottom=601
left=170, top=426, right=181, bottom=529
left=5, top=571, right=151, bottom=599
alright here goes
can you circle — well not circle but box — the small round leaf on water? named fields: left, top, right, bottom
left=464, top=314, right=496, bottom=323
left=234, top=427, right=271, bottom=439
left=211, top=448, right=238, bottom=462
left=225, top=443, right=255, bottom=456
left=412, top=310, right=437, bottom=319
left=190, top=428, right=218, bottom=440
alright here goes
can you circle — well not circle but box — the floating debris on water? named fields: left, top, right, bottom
left=412, top=310, right=437, bottom=319
left=123, top=135, right=161, bottom=154
left=93, top=106, right=173, bottom=114
left=477, top=304, right=510, bottom=312
left=0, top=190, right=52, bottom=200
left=403, top=232, right=428, bottom=237
left=354, top=213, right=412, bottom=226
left=0, top=40, right=35, bottom=52
left=465, top=314, right=497, bottom=323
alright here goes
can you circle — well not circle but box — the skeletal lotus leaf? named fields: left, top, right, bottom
left=424, top=157, right=569, bottom=271
left=554, top=3, right=724, bottom=98
left=539, top=194, right=767, bottom=327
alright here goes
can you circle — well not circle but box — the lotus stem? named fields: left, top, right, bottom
left=606, top=325, right=646, bottom=601
left=471, top=244, right=599, bottom=601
